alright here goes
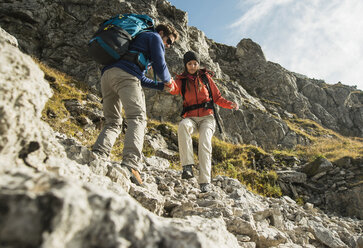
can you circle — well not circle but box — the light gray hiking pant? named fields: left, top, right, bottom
left=92, top=67, right=146, bottom=172
left=178, top=115, right=216, bottom=184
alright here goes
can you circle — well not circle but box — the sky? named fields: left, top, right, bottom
left=167, top=0, right=363, bottom=90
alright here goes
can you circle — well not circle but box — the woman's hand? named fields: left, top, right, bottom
left=231, top=102, right=239, bottom=110
left=164, top=78, right=175, bottom=93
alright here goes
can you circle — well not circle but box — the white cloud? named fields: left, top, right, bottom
left=231, top=0, right=293, bottom=28
left=228, top=0, right=363, bottom=90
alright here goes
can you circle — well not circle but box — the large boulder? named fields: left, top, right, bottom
left=0, top=168, right=240, bottom=248
left=0, top=27, right=56, bottom=169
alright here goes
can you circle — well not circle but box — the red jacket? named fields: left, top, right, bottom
left=169, top=69, right=234, bottom=118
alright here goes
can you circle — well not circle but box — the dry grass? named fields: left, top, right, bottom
left=284, top=117, right=363, bottom=162
left=294, top=136, right=363, bottom=162
left=37, top=60, right=100, bottom=148
left=285, top=118, right=338, bottom=142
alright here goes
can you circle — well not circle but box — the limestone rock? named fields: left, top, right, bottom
left=301, top=157, right=333, bottom=177
left=277, top=170, right=307, bottom=183
left=308, top=221, right=349, bottom=248
left=326, top=184, right=363, bottom=219
left=0, top=25, right=60, bottom=170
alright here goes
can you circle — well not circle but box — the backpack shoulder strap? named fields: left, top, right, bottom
left=181, top=78, right=187, bottom=101
left=201, top=74, right=213, bottom=101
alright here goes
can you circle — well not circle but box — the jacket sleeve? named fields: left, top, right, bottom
left=208, top=76, right=234, bottom=109
left=140, top=75, right=165, bottom=90
left=149, top=34, right=171, bottom=83
left=168, top=77, right=182, bottom=95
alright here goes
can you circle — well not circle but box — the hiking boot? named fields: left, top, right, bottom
left=200, top=183, right=211, bottom=193
left=181, top=164, right=194, bottom=179
left=115, top=163, right=143, bottom=186
left=129, top=168, right=143, bottom=186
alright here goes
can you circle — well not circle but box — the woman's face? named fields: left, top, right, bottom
left=186, top=60, right=199, bottom=74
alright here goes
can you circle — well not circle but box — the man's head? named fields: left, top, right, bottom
left=156, top=24, right=179, bottom=48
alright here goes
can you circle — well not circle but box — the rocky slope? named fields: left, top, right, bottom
left=1, top=0, right=363, bottom=247
left=0, top=0, right=362, bottom=150
left=1, top=27, right=363, bottom=248
left=0, top=27, right=241, bottom=248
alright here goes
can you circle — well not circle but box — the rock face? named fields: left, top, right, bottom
left=0, top=0, right=362, bottom=150
left=282, top=157, right=363, bottom=220
left=0, top=27, right=241, bottom=248
left=0, top=28, right=363, bottom=248
left=208, top=38, right=363, bottom=139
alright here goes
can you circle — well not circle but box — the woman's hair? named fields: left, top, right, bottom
left=155, top=24, right=179, bottom=40
left=183, top=69, right=202, bottom=91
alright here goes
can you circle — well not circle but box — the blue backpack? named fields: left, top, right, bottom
left=88, top=13, right=155, bottom=66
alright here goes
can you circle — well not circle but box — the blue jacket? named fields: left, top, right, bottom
left=102, top=31, right=171, bottom=91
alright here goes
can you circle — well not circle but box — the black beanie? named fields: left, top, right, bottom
left=183, top=51, right=200, bottom=66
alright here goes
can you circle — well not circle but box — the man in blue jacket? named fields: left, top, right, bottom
left=92, top=24, right=179, bottom=185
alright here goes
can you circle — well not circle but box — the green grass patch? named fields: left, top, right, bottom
left=38, top=60, right=100, bottom=146
left=210, top=137, right=281, bottom=197
left=237, top=169, right=282, bottom=197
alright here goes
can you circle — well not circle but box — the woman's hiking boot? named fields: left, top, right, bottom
left=199, top=183, right=211, bottom=193
left=181, top=164, right=194, bottom=179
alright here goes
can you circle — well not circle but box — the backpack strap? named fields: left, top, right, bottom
left=200, top=74, right=212, bottom=102
left=200, top=74, right=223, bottom=134
left=181, top=101, right=214, bottom=117
left=181, top=78, right=187, bottom=101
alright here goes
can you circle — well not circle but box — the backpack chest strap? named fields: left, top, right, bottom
left=180, top=101, right=213, bottom=116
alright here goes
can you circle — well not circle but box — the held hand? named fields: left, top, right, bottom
left=164, top=78, right=175, bottom=93
left=231, top=102, right=239, bottom=110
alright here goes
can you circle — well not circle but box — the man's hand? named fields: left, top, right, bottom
left=164, top=78, right=175, bottom=93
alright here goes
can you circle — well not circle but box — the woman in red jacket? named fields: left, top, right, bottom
left=167, top=51, right=238, bottom=192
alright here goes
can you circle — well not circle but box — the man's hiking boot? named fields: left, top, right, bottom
left=115, top=163, right=143, bottom=186
left=181, top=164, right=194, bottom=179
left=200, top=183, right=211, bottom=193
left=129, top=168, right=143, bottom=186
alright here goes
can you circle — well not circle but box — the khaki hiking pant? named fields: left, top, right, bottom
left=178, top=115, right=216, bottom=184
left=93, top=67, right=146, bottom=172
